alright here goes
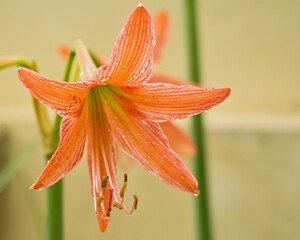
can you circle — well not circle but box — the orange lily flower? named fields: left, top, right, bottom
left=58, top=10, right=197, bottom=158
left=18, top=5, right=230, bottom=232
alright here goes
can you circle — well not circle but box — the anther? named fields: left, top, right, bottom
left=112, top=174, right=139, bottom=215
left=113, top=202, right=122, bottom=209
left=124, top=173, right=128, bottom=182
left=101, top=176, right=109, bottom=188
left=120, top=173, right=128, bottom=198
left=120, top=182, right=127, bottom=199
left=97, top=196, right=105, bottom=210
left=133, top=194, right=138, bottom=210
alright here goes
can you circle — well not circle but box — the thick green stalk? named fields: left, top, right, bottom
left=46, top=153, right=63, bottom=240
left=184, top=0, right=212, bottom=240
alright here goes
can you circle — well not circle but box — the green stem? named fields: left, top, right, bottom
left=51, top=49, right=76, bottom=149
left=31, top=61, right=64, bottom=240
left=184, top=0, right=212, bottom=240
left=45, top=46, right=78, bottom=240
left=45, top=45, right=81, bottom=240
left=46, top=154, right=63, bottom=240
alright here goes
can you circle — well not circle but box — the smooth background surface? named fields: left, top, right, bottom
left=0, top=0, right=299, bottom=239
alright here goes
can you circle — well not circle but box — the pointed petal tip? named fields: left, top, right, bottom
left=189, top=181, right=199, bottom=195
left=212, top=87, right=231, bottom=102
left=17, top=67, right=33, bottom=80
left=223, top=87, right=232, bottom=99
left=99, top=225, right=108, bottom=233
left=29, top=182, right=42, bottom=190
left=193, top=189, right=200, bottom=196
left=75, top=40, right=84, bottom=50
left=97, top=214, right=110, bottom=232
left=225, top=87, right=231, bottom=94
left=136, top=3, right=149, bottom=13
left=17, top=66, right=26, bottom=74
left=30, top=182, right=40, bottom=190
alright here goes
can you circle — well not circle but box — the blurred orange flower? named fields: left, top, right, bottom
left=19, top=5, right=230, bottom=232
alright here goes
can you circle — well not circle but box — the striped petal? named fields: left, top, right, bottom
left=153, top=10, right=169, bottom=64
left=103, top=97, right=198, bottom=194
left=17, top=68, right=92, bottom=117
left=94, top=5, right=155, bottom=87
left=30, top=115, right=87, bottom=189
left=109, top=83, right=231, bottom=121
left=160, top=121, right=196, bottom=158
left=76, top=42, right=98, bottom=81
left=86, top=87, right=121, bottom=232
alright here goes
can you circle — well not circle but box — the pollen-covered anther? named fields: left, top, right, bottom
left=96, top=196, right=105, bottom=211
left=120, top=173, right=128, bottom=198
left=133, top=194, right=138, bottom=210
left=113, top=202, right=122, bottom=209
left=101, top=176, right=109, bottom=188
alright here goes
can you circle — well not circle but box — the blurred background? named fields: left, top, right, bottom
left=0, top=0, right=300, bottom=239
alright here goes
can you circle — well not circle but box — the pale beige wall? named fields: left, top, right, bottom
left=0, top=0, right=300, bottom=240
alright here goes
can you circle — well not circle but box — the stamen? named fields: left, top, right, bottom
left=106, top=188, right=114, bottom=217
left=113, top=202, right=122, bottom=209
left=101, top=176, right=109, bottom=188
left=119, top=194, right=138, bottom=215
left=120, top=173, right=128, bottom=199
left=133, top=194, right=138, bottom=210
left=112, top=173, right=139, bottom=215
left=97, top=196, right=105, bottom=210
left=124, top=173, right=128, bottom=182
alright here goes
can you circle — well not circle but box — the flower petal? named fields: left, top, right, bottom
left=104, top=100, right=198, bottom=194
left=117, top=149, right=136, bottom=170
left=76, top=42, right=98, bottom=81
left=86, top=88, right=121, bottom=232
left=117, top=121, right=196, bottom=169
left=94, top=5, right=155, bottom=87
left=110, top=83, right=231, bottom=121
left=17, top=68, right=93, bottom=117
left=160, top=121, right=196, bottom=158
left=153, top=10, right=169, bottom=65
left=30, top=114, right=87, bottom=189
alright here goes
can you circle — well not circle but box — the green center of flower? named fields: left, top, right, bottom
left=87, top=85, right=120, bottom=112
